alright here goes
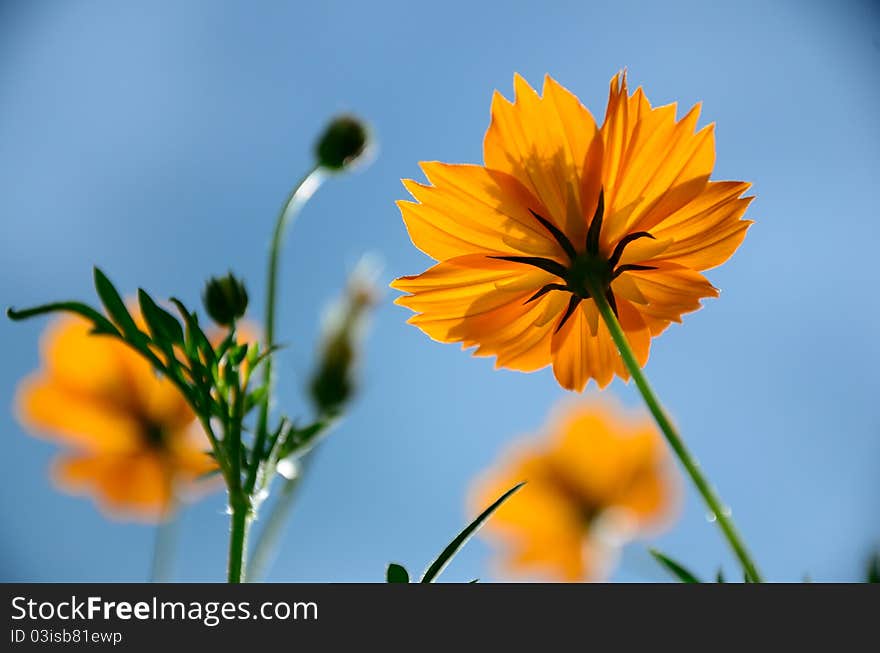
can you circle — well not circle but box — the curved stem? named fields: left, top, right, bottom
left=587, top=280, right=764, bottom=583
left=246, top=167, right=325, bottom=494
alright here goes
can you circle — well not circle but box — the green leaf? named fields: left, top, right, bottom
left=94, top=268, right=140, bottom=337
left=867, top=552, right=879, bottom=583
left=469, top=579, right=480, bottom=583
left=243, top=385, right=269, bottom=414
left=420, top=481, right=525, bottom=583
left=248, top=343, right=285, bottom=371
left=138, top=289, right=184, bottom=347
left=278, top=419, right=331, bottom=459
left=170, top=298, right=216, bottom=368
left=716, top=568, right=725, bottom=583
left=229, top=343, right=248, bottom=367
left=7, top=302, right=119, bottom=336
left=649, top=549, right=701, bottom=583
left=386, top=563, right=409, bottom=583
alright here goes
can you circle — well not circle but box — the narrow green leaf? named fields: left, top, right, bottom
left=215, top=329, right=237, bottom=359
left=7, top=302, right=119, bottom=336
left=94, top=267, right=140, bottom=336
left=867, top=552, right=879, bottom=583
left=386, top=563, right=410, bottom=584
left=138, top=289, right=184, bottom=346
left=170, top=298, right=216, bottom=368
left=716, top=568, right=725, bottom=583
left=243, top=385, right=269, bottom=414
left=469, top=579, right=480, bottom=583
left=649, top=549, right=701, bottom=583
left=248, top=343, right=285, bottom=374
left=278, top=419, right=331, bottom=459
left=229, top=344, right=248, bottom=366
left=420, top=481, right=525, bottom=583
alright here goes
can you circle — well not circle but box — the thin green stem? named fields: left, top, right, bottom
left=226, top=367, right=251, bottom=583
left=247, top=167, right=325, bottom=494
left=246, top=471, right=304, bottom=582
left=197, top=414, right=229, bottom=481
left=586, top=279, right=764, bottom=583
left=247, top=420, right=329, bottom=580
left=149, top=500, right=178, bottom=583
left=227, top=495, right=251, bottom=583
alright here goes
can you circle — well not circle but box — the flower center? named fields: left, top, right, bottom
left=142, top=420, right=166, bottom=449
left=489, top=188, right=656, bottom=332
left=564, top=252, right=613, bottom=300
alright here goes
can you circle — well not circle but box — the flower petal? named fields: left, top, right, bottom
left=400, top=163, right=564, bottom=261
left=626, top=265, right=719, bottom=327
left=484, top=74, right=601, bottom=245
left=394, top=255, right=565, bottom=372
left=600, top=72, right=717, bottom=248
left=53, top=451, right=172, bottom=521
left=16, top=374, right=145, bottom=453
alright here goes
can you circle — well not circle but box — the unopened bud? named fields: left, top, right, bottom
left=203, top=273, right=248, bottom=326
left=309, top=258, right=379, bottom=416
left=314, top=115, right=370, bottom=171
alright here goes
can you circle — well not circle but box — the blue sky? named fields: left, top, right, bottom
left=1, top=0, right=878, bottom=582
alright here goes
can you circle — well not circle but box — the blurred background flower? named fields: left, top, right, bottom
left=471, top=397, right=679, bottom=581
left=2, top=0, right=877, bottom=581
left=15, top=314, right=217, bottom=521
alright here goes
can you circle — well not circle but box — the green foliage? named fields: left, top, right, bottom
left=386, top=563, right=410, bottom=583
left=649, top=549, right=702, bottom=583
left=381, top=483, right=525, bottom=584
left=420, top=482, right=525, bottom=583
left=867, top=552, right=879, bottom=583
left=139, top=289, right=184, bottom=347
left=6, top=267, right=274, bottom=483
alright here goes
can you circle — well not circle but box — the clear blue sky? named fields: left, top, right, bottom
left=1, top=0, right=878, bottom=582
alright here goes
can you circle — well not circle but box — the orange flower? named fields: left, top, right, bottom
left=15, top=314, right=217, bottom=521
left=470, top=398, right=679, bottom=581
left=392, top=72, right=753, bottom=390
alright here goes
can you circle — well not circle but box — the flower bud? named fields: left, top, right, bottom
left=314, top=115, right=370, bottom=171
left=309, top=258, right=379, bottom=416
left=203, top=273, right=249, bottom=326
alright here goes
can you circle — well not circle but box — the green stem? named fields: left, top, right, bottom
left=149, top=502, right=178, bottom=583
left=587, top=280, right=764, bottom=583
left=247, top=167, right=325, bottom=493
left=247, top=422, right=327, bottom=581
left=226, top=364, right=251, bottom=583
left=227, top=493, right=251, bottom=583
left=247, top=471, right=305, bottom=582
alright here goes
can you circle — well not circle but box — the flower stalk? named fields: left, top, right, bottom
left=247, top=167, right=325, bottom=497
left=586, top=277, right=764, bottom=583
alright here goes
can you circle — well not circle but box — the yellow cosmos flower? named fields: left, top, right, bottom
left=15, top=314, right=218, bottom=521
left=392, top=72, right=753, bottom=390
left=471, top=398, right=679, bottom=582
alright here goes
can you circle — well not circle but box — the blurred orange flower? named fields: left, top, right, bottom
left=15, top=314, right=218, bottom=521
left=471, top=398, right=679, bottom=581
left=393, top=72, right=753, bottom=390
